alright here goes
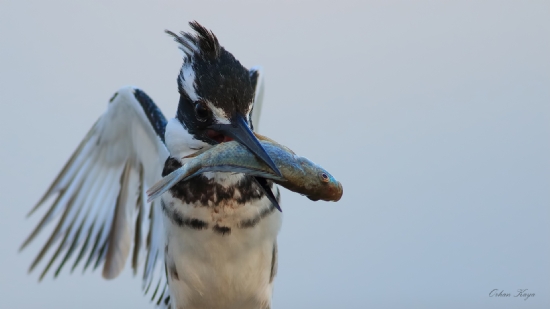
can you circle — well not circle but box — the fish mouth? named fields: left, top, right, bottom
left=306, top=181, right=343, bottom=202
left=333, top=182, right=343, bottom=201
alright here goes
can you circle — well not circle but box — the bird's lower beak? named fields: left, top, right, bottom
left=208, top=113, right=282, bottom=177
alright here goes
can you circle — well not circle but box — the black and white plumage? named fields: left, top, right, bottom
left=23, top=22, right=281, bottom=309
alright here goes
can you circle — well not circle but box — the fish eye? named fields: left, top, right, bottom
left=319, top=172, right=330, bottom=183
left=194, top=102, right=210, bottom=122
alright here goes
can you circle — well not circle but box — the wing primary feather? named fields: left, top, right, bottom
left=143, top=201, right=156, bottom=283
left=132, top=204, right=143, bottom=275
left=71, top=221, right=94, bottom=272
left=21, top=154, right=96, bottom=250
left=65, top=165, right=117, bottom=272
left=54, top=219, right=85, bottom=277
left=46, top=165, right=103, bottom=271
left=20, top=190, right=65, bottom=251
left=94, top=239, right=109, bottom=270
left=28, top=179, right=84, bottom=274
left=28, top=122, right=98, bottom=217
left=132, top=165, right=145, bottom=275
left=49, top=158, right=107, bottom=274
left=25, top=150, right=100, bottom=251
left=64, top=154, right=109, bottom=236
left=156, top=282, right=168, bottom=306
left=150, top=273, right=162, bottom=301
left=72, top=167, right=120, bottom=272
left=39, top=217, right=78, bottom=281
left=84, top=168, right=122, bottom=272
left=39, top=165, right=99, bottom=280
left=103, top=160, right=137, bottom=279
left=91, top=199, right=118, bottom=271
left=83, top=223, right=105, bottom=271
left=55, top=164, right=107, bottom=276
left=80, top=168, right=122, bottom=272
left=143, top=200, right=163, bottom=291
left=143, top=250, right=158, bottom=293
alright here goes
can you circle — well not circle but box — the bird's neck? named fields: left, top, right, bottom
left=164, top=117, right=211, bottom=159
left=161, top=115, right=281, bottom=235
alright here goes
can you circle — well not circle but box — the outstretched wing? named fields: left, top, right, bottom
left=22, top=86, right=170, bottom=306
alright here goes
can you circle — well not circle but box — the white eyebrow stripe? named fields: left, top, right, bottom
left=179, top=64, right=200, bottom=101
left=205, top=101, right=230, bottom=124
left=245, top=100, right=254, bottom=117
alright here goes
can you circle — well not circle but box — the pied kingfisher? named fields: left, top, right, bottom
left=22, top=21, right=283, bottom=309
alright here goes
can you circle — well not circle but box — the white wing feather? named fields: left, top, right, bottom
left=22, top=86, right=170, bottom=306
left=24, top=71, right=266, bottom=309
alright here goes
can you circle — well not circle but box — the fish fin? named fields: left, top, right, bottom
left=146, top=168, right=186, bottom=202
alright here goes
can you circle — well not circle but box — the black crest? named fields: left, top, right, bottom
left=167, top=21, right=257, bottom=146
left=166, top=21, right=220, bottom=60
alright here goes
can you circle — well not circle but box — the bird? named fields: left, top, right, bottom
left=22, top=21, right=283, bottom=309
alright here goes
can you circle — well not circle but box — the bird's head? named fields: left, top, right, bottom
left=164, top=21, right=280, bottom=176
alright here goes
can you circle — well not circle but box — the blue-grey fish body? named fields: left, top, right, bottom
left=148, top=135, right=343, bottom=203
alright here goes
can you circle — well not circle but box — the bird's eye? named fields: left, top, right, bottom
left=194, top=103, right=209, bottom=122
left=319, top=172, right=330, bottom=183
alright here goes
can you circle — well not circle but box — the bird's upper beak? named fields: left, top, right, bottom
left=208, top=113, right=282, bottom=177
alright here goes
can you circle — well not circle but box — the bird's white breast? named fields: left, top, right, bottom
left=162, top=186, right=281, bottom=309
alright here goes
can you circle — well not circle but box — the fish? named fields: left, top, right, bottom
left=147, top=133, right=343, bottom=203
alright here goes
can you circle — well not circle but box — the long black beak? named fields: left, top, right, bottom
left=208, top=113, right=282, bottom=177
left=254, top=177, right=282, bottom=212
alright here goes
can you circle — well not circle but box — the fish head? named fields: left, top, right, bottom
left=296, top=158, right=343, bottom=202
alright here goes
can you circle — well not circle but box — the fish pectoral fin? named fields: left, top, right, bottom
left=146, top=167, right=187, bottom=202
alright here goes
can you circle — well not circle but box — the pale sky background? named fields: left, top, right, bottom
left=1, top=1, right=549, bottom=308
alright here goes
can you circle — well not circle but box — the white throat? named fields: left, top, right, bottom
left=165, top=118, right=210, bottom=159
